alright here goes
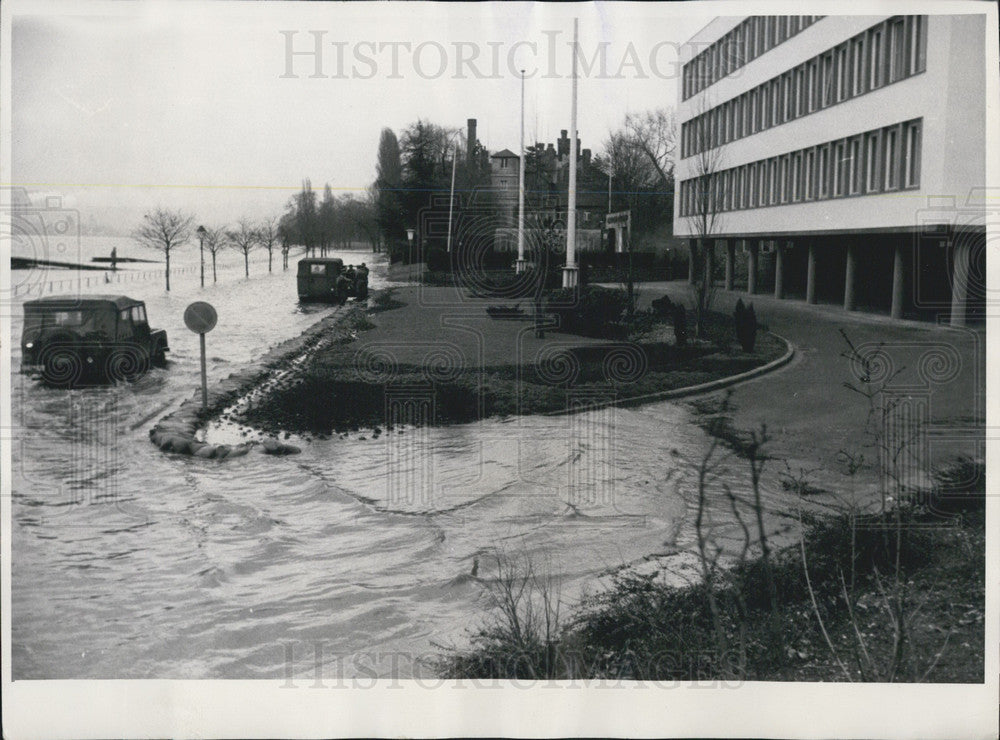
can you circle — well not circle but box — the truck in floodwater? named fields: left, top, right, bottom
left=20, top=295, right=169, bottom=387
left=297, top=258, right=368, bottom=304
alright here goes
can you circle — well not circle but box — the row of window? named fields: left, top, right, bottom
left=677, top=118, right=922, bottom=217
left=682, top=16, right=823, bottom=100
left=681, top=16, right=927, bottom=159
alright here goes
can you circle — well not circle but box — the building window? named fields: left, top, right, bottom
left=869, top=26, right=883, bottom=89
left=836, top=45, right=849, bottom=101
left=904, top=120, right=921, bottom=187
left=889, top=17, right=906, bottom=81
left=758, top=163, right=767, bottom=206
left=768, top=159, right=778, bottom=204
left=865, top=131, right=880, bottom=192
left=821, top=52, right=834, bottom=107
left=818, top=145, right=830, bottom=198
left=795, top=67, right=805, bottom=116
left=792, top=152, right=802, bottom=201
left=833, top=141, right=845, bottom=196
left=852, top=37, right=865, bottom=96
left=849, top=137, right=861, bottom=194
left=909, top=15, right=926, bottom=73
left=884, top=126, right=899, bottom=190
left=805, top=149, right=815, bottom=199
left=779, top=156, right=789, bottom=203
left=783, top=72, right=792, bottom=122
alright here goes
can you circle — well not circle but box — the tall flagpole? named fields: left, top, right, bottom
left=563, top=17, right=579, bottom=289
left=516, top=69, right=526, bottom=274
left=446, top=142, right=457, bottom=253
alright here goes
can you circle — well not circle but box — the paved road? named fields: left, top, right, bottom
left=636, top=280, right=985, bottom=486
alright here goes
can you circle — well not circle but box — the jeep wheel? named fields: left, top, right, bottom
left=105, top=346, right=150, bottom=383
left=40, top=344, right=84, bottom=388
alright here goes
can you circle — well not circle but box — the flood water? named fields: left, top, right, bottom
left=10, top=238, right=772, bottom=680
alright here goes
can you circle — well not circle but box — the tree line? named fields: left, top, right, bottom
left=132, top=209, right=287, bottom=291
left=278, top=180, right=380, bottom=256
left=369, top=110, right=676, bottom=258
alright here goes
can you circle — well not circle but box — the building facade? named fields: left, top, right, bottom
left=674, top=14, right=986, bottom=324
left=491, top=130, right=607, bottom=254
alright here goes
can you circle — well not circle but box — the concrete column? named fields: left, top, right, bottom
left=844, top=242, right=857, bottom=312
left=688, top=239, right=696, bottom=284
left=747, top=241, right=759, bottom=295
left=891, top=242, right=905, bottom=320
left=950, top=240, right=970, bottom=327
left=774, top=241, right=785, bottom=299
left=806, top=242, right=817, bottom=305
left=724, top=241, right=735, bottom=291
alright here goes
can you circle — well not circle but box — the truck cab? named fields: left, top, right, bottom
left=21, top=295, right=169, bottom=387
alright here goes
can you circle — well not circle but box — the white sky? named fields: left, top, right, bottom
left=9, top=1, right=712, bottom=229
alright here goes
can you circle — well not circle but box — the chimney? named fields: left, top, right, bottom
left=467, top=118, right=477, bottom=166
left=558, top=130, right=569, bottom=157
left=582, top=148, right=591, bottom=167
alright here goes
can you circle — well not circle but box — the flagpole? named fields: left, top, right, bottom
left=516, top=69, right=527, bottom=274
left=563, top=17, right=579, bottom=289
left=446, top=142, right=457, bottom=253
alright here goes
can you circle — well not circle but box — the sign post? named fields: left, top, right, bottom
left=183, top=301, right=218, bottom=410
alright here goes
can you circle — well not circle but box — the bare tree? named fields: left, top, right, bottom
left=257, top=216, right=279, bottom=273
left=201, top=226, right=227, bottom=284
left=227, top=218, right=258, bottom=278
left=132, top=208, right=193, bottom=291
left=685, top=98, right=727, bottom=338
left=623, top=107, right=677, bottom=189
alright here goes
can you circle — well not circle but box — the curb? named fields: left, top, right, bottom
left=545, top=332, right=795, bottom=416
left=148, top=301, right=367, bottom=459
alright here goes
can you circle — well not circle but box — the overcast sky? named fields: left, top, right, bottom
left=10, top=1, right=711, bottom=230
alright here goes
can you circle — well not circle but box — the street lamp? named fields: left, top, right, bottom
left=406, top=227, right=415, bottom=282
left=196, top=225, right=207, bottom=288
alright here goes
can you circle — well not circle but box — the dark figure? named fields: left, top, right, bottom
left=357, top=262, right=369, bottom=279
left=335, top=273, right=350, bottom=305
left=110, top=247, right=118, bottom=271
left=671, top=304, right=688, bottom=346
left=651, top=294, right=673, bottom=316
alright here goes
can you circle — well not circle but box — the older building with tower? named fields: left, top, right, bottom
left=674, top=14, right=986, bottom=324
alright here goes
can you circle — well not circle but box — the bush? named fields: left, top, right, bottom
left=734, top=298, right=758, bottom=352
left=547, top=286, right=629, bottom=337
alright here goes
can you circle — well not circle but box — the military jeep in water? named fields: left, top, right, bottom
left=21, top=295, right=169, bottom=387
left=297, top=258, right=369, bottom=304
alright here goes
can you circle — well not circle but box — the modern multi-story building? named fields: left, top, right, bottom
left=674, top=14, right=986, bottom=324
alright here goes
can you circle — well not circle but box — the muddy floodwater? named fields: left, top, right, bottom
left=10, top=238, right=780, bottom=680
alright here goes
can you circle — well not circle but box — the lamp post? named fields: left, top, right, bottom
left=406, top=227, right=415, bottom=282
left=196, top=225, right=207, bottom=288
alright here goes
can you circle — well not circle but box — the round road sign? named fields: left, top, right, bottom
left=184, top=301, right=218, bottom=334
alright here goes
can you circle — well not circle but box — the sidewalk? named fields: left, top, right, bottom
left=636, top=280, right=985, bottom=475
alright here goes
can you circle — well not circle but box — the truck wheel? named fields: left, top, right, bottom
left=40, top=344, right=84, bottom=388
left=105, top=346, right=150, bottom=383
